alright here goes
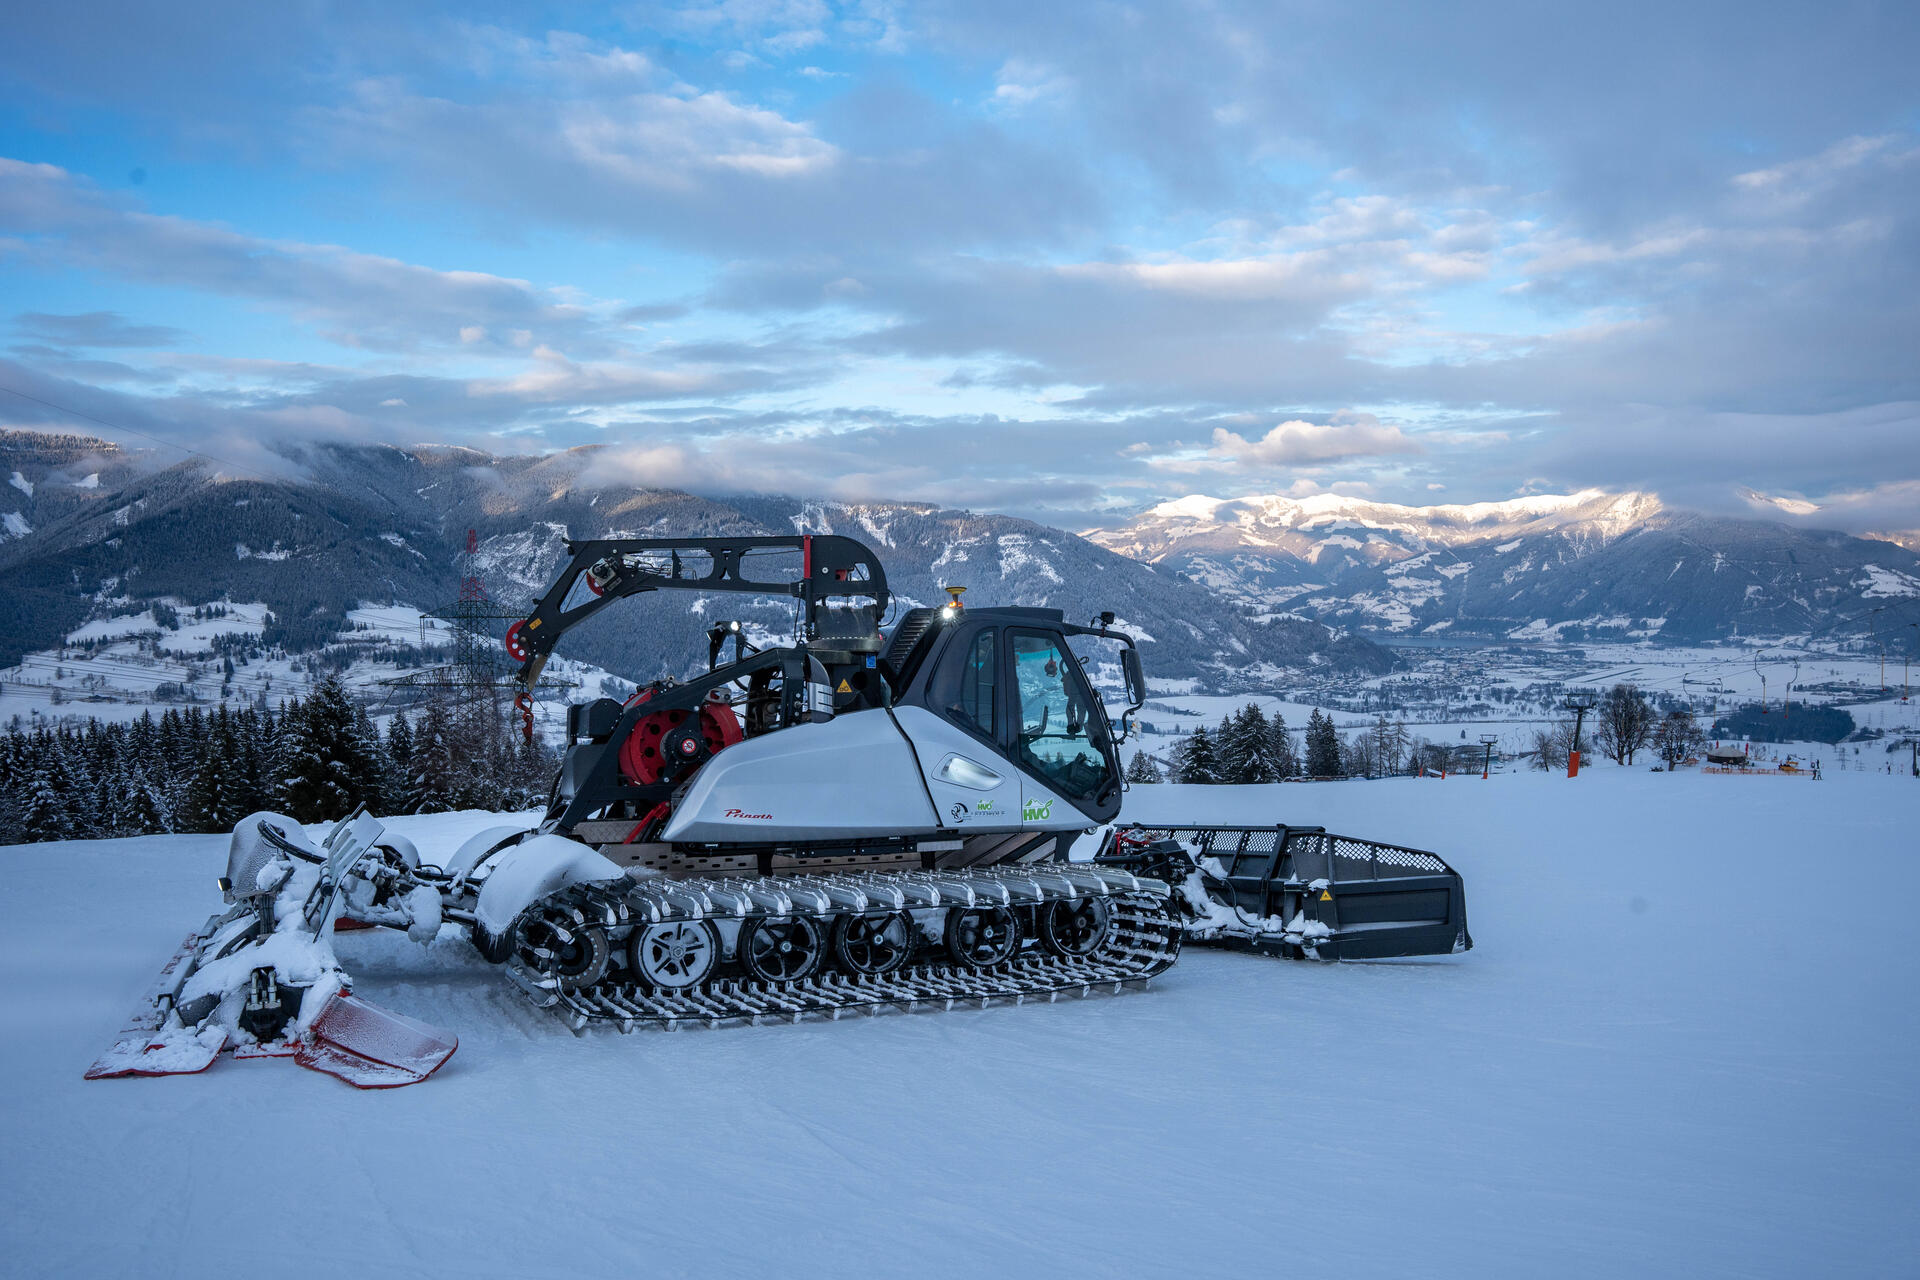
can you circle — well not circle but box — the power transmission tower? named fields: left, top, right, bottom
left=381, top=530, right=573, bottom=743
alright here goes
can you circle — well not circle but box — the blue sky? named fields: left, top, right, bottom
left=1, top=1, right=1917, bottom=533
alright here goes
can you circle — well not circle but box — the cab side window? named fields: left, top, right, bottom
left=931, top=627, right=996, bottom=738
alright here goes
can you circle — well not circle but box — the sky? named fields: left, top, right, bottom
left=1, top=1, right=1917, bottom=535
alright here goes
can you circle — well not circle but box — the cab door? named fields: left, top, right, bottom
left=1006, top=628, right=1121, bottom=826
left=900, top=623, right=1023, bottom=832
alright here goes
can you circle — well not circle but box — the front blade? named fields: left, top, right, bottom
left=294, top=992, right=457, bottom=1089
left=86, top=1023, right=228, bottom=1079
left=85, top=930, right=226, bottom=1079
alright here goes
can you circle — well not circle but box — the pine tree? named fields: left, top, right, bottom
left=349, top=704, right=389, bottom=815
left=53, top=731, right=98, bottom=838
left=1367, top=714, right=1399, bottom=776
left=410, top=695, right=459, bottom=814
left=1124, top=751, right=1163, bottom=783
left=120, top=767, right=174, bottom=835
left=1213, top=711, right=1249, bottom=784
left=1238, top=705, right=1277, bottom=782
left=1305, top=709, right=1342, bottom=777
left=1177, top=725, right=1218, bottom=784
left=182, top=708, right=252, bottom=833
left=1266, top=711, right=1299, bottom=779
left=275, top=678, right=376, bottom=822
left=18, top=735, right=79, bottom=842
left=386, top=712, right=416, bottom=813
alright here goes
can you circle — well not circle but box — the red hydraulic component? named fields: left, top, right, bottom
left=585, top=556, right=616, bottom=596
left=514, top=691, right=534, bottom=744
left=504, top=619, right=529, bottom=662
left=617, top=685, right=744, bottom=786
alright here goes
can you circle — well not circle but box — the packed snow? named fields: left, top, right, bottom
left=3, top=769, right=1914, bottom=1276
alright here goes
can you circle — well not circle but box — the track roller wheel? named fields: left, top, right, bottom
left=1038, top=897, right=1113, bottom=957
left=945, top=906, right=1020, bottom=967
left=628, top=920, right=721, bottom=990
left=831, top=912, right=913, bottom=976
left=517, top=915, right=611, bottom=991
left=740, top=915, right=824, bottom=983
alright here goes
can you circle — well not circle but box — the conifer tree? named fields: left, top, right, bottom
left=1266, top=711, right=1299, bottom=779
left=349, top=704, right=389, bottom=815
left=1304, top=708, right=1343, bottom=777
left=409, top=695, right=459, bottom=814
left=1215, top=708, right=1248, bottom=783
left=18, top=739, right=77, bottom=842
left=275, top=678, right=376, bottom=822
left=386, top=712, right=416, bottom=813
left=127, top=766, right=174, bottom=835
left=1177, top=724, right=1218, bottom=784
left=1124, top=751, right=1163, bottom=783
left=183, top=708, right=252, bottom=832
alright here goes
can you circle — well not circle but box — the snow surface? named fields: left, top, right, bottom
left=3, top=774, right=1916, bottom=1277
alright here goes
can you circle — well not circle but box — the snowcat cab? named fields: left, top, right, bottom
left=512, top=536, right=1145, bottom=869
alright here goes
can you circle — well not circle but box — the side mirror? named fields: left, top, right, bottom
left=1121, top=647, right=1146, bottom=708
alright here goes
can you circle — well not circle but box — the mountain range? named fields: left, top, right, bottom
left=1084, top=490, right=1920, bottom=644
left=0, top=432, right=1384, bottom=686
left=5, top=432, right=1914, bottom=692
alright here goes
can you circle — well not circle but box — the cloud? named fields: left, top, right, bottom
left=0, top=158, right=611, bottom=356
left=14, top=311, right=186, bottom=348
left=1205, top=416, right=1420, bottom=466
left=989, top=59, right=1070, bottom=111
left=303, top=49, right=1097, bottom=256
left=3, top=4, right=1918, bottom=526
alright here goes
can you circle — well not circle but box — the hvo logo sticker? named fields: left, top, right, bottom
left=1022, top=796, right=1053, bottom=822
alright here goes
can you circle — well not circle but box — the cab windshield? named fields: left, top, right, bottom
left=1010, top=631, right=1114, bottom=804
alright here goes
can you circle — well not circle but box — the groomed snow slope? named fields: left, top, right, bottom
left=3, top=772, right=1915, bottom=1278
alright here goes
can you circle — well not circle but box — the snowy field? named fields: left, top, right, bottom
left=0, top=599, right=629, bottom=740
left=3, top=770, right=1916, bottom=1278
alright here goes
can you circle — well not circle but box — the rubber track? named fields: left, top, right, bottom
left=503, top=870, right=1182, bottom=1032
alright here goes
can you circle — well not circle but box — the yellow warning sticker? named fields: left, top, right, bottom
left=836, top=678, right=852, bottom=694
left=1319, top=889, right=1333, bottom=901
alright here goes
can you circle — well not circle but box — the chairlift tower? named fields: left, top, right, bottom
left=1478, top=732, right=1499, bottom=780
left=1563, top=692, right=1597, bottom=778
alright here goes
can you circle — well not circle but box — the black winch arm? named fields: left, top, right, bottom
left=509, top=534, right=887, bottom=690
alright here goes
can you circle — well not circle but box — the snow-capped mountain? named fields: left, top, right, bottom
left=1086, top=490, right=1920, bottom=642
left=0, top=433, right=1388, bottom=687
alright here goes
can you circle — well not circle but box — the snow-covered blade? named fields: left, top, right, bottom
left=85, top=811, right=457, bottom=1088
left=83, top=929, right=229, bottom=1079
